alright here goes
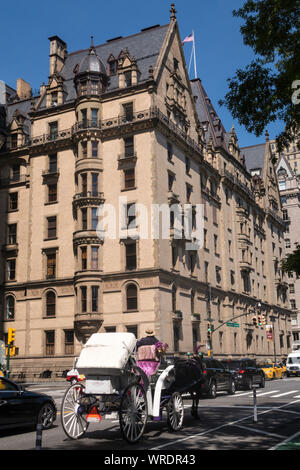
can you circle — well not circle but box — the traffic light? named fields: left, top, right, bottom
left=262, top=315, right=266, bottom=325
left=257, top=315, right=262, bottom=326
left=252, top=316, right=257, bottom=326
left=7, top=328, right=15, bottom=344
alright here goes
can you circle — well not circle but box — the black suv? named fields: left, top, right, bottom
left=200, top=358, right=236, bottom=398
left=221, top=358, right=265, bottom=390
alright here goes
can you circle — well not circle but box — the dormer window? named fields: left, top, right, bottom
left=124, top=71, right=132, bottom=87
left=51, top=92, right=58, bottom=106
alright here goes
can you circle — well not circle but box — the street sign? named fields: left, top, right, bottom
left=226, top=322, right=240, bottom=328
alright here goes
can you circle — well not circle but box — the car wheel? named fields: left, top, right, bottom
left=228, top=379, right=236, bottom=395
left=259, top=376, right=265, bottom=388
left=208, top=381, right=217, bottom=399
left=37, top=402, right=56, bottom=430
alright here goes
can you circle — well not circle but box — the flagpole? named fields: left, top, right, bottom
left=193, top=30, right=197, bottom=79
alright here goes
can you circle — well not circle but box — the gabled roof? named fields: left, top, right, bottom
left=190, top=78, right=229, bottom=152
left=241, top=143, right=267, bottom=173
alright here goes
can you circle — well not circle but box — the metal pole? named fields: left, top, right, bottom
left=36, top=423, right=43, bottom=450
left=253, top=384, right=259, bottom=423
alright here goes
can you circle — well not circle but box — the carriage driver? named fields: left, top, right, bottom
left=136, top=328, right=159, bottom=349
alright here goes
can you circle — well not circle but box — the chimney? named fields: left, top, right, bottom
left=49, top=36, right=67, bottom=75
left=17, top=78, right=32, bottom=100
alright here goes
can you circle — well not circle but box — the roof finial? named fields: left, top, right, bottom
left=90, top=35, right=94, bottom=50
left=170, top=3, right=177, bottom=20
left=265, top=129, right=269, bottom=141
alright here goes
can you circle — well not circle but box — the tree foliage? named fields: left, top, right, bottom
left=219, top=0, right=300, bottom=151
left=281, top=244, right=300, bottom=276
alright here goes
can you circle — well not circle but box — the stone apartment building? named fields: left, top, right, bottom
left=275, top=153, right=300, bottom=350
left=0, top=6, right=292, bottom=376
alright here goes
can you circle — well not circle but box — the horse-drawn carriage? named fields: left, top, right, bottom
left=61, top=333, right=200, bottom=443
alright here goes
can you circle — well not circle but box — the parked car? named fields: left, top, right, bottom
left=0, top=376, right=56, bottom=431
left=221, top=358, right=265, bottom=390
left=257, top=362, right=283, bottom=380
left=66, top=357, right=85, bottom=385
left=66, top=368, right=85, bottom=385
left=200, top=358, right=236, bottom=398
left=286, top=352, right=300, bottom=377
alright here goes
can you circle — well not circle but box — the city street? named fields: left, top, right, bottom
left=0, top=377, right=299, bottom=451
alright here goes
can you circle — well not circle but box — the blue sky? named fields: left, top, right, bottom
left=0, top=0, right=283, bottom=147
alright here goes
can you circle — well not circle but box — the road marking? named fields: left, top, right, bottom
left=271, top=390, right=298, bottom=398
left=234, top=424, right=285, bottom=439
left=151, top=398, right=300, bottom=450
left=256, top=390, right=280, bottom=397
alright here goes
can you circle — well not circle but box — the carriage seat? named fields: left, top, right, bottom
left=137, top=345, right=160, bottom=378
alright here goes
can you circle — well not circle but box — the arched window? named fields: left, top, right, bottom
left=5, top=295, right=15, bottom=320
left=46, top=291, right=56, bottom=317
left=126, top=284, right=138, bottom=311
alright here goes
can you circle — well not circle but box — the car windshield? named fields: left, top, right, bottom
left=222, top=361, right=241, bottom=370
left=288, top=356, right=300, bottom=364
left=258, top=363, right=272, bottom=368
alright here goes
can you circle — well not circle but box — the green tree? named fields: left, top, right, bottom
left=281, top=244, right=300, bottom=276
left=219, top=0, right=300, bottom=151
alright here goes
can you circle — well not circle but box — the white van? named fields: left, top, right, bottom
left=286, top=352, right=300, bottom=377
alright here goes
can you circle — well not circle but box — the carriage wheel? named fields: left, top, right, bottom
left=167, top=392, right=184, bottom=431
left=61, top=383, right=89, bottom=439
left=119, top=383, right=148, bottom=444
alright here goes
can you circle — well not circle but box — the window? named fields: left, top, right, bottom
left=49, top=154, right=57, bottom=173
left=91, top=80, right=99, bottom=95
left=124, top=71, right=132, bottom=87
left=191, top=290, right=195, bottom=314
left=124, top=168, right=135, bottom=189
left=8, top=224, right=17, bottom=244
left=81, top=173, right=87, bottom=194
left=126, top=324, right=137, bottom=337
left=48, top=183, right=57, bottom=203
left=92, top=141, right=98, bottom=158
left=185, top=157, right=190, bottom=174
left=285, top=239, right=291, bottom=248
left=46, top=253, right=56, bottom=279
left=289, top=284, right=295, bottom=294
left=216, top=267, right=221, bottom=285
left=124, top=136, right=134, bottom=158
left=46, top=291, right=56, bottom=317
left=11, top=164, right=20, bottom=182
left=108, top=60, right=117, bottom=75
left=64, top=330, right=74, bottom=355
left=45, top=331, right=55, bottom=356
left=47, top=216, right=57, bottom=239
left=51, top=92, right=58, bottom=106
left=190, top=253, right=196, bottom=274
left=81, top=208, right=87, bottom=230
left=186, top=184, right=192, bottom=202
left=81, top=246, right=87, bottom=270
left=125, top=242, right=137, bottom=270
left=81, top=109, right=87, bottom=125
left=11, top=133, right=18, bottom=149
left=171, top=245, right=177, bottom=268
left=92, top=173, right=98, bottom=195
left=126, top=203, right=136, bottom=228
left=173, top=323, right=180, bottom=352
left=91, top=247, right=99, bottom=269
left=49, top=122, right=58, bottom=140
left=126, top=284, right=138, bottom=311
left=81, top=141, right=87, bottom=158
left=91, top=109, right=98, bottom=126
left=291, top=299, right=296, bottom=310
left=81, top=287, right=87, bottom=313
left=9, top=193, right=18, bottom=210
left=214, top=234, right=218, bottom=254
left=5, top=296, right=15, bottom=320
left=279, top=181, right=286, bottom=190
left=167, top=142, right=173, bottom=161
left=123, top=102, right=133, bottom=122
left=92, top=286, right=99, bottom=312
left=92, top=207, right=98, bottom=230
left=7, top=259, right=16, bottom=280
left=172, top=285, right=177, bottom=312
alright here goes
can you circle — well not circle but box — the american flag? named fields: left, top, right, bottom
left=182, top=33, right=194, bottom=44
